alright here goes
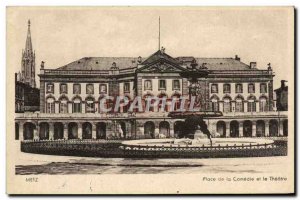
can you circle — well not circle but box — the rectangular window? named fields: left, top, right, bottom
left=60, top=84, right=68, bottom=94
left=173, top=80, right=180, bottom=90
left=260, top=83, right=267, bottom=93
left=73, top=84, right=81, bottom=94
left=73, top=103, right=81, bottom=113
left=99, top=84, right=107, bottom=93
left=235, top=101, right=244, bottom=112
left=247, top=102, right=256, bottom=112
left=159, top=80, right=166, bottom=90
left=144, top=80, right=152, bottom=90
left=248, top=83, right=255, bottom=93
left=46, top=83, right=54, bottom=94
left=236, top=84, right=243, bottom=93
left=211, top=84, right=218, bottom=93
left=124, top=82, right=130, bottom=92
left=86, top=84, right=94, bottom=94
left=223, top=84, right=231, bottom=93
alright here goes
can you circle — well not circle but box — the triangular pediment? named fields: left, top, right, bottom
left=137, top=50, right=187, bottom=73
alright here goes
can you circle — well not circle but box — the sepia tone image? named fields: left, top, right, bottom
left=7, top=7, right=294, bottom=194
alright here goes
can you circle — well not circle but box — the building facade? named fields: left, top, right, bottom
left=15, top=21, right=288, bottom=141
left=275, top=80, right=288, bottom=111
left=15, top=48, right=288, bottom=141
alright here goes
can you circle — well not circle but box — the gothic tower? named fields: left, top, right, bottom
left=21, top=19, right=36, bottom=88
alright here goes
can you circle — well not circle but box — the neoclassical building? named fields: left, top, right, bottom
left=15, top=23, right=288, bottom=141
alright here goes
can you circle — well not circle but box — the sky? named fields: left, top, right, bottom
left=7, top=7, right=294, bottom=89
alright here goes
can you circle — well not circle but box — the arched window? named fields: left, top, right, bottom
left=73, top=97, right=81, bottom=113
left=59, top=97, right=68, bottom=113
left=46, top=97, right=55, bottom=113
left=171, top=94, right=181, bottom=111
left=85, top=97, right=95, bottom=113
left=259, top=97, right=268, bottom=112
left=247, top=96, right=256, bottom=112
left=211, top=98, right=219, bottom=112
left=235, top=97, right=244, bottom=112
left=223, top=97, right=231, bottom=112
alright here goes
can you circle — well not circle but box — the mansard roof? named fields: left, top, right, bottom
left=55, top=53, right=256, bottom=71
left=56, top=57, right=139, bottom=71
left=177, top=57, right=251, bottom=71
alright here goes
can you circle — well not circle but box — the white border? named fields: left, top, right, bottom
left=1, top=0, right=299, bottom=199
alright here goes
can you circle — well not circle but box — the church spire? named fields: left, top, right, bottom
left=25, top=19, right=33, bottom=54
left=21, top=19, right=36, bottom=88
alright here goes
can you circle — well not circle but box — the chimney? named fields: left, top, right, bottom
left=250, top=62, right=257, bottom=69
left=235, top=55, right=240, bottom=61
left=41, top=61, right=45, bottom=69
left=137, top=56, right=142, bottom=63
left=281, top=80, right=287, bottom=89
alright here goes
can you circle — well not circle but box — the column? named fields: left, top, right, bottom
left=92, top=123, right=97, bottom=139
left=169, top=121, right=174, bottom=138
left=225, top=121, right=230, bottom=137
left=252, top=121, right=257, bottom=137
left=19, top=122, right=24, bottom=141
left=63, top=123, right=68, bottom=140
left=279, top=120, right=284, bottom=136
left=78, top=123, right=83, bottom=139
left=49, top=123, right=54, bottom=140
left=265, top=121, right=270, bottom=137
left=244, top=101, right=248, bottom=112
left=82, top=102, right=86, bottom=113
left=219, top=102, right=223, bottom=112
left=55, top=102, right=59, bottom=114
left=256, top=102, right=260, bottom=113
left=34, top=123, right=39, bottom=141
left=68, top=102, right=72, bottom=113
left=239, top=122, right=243, bottom=137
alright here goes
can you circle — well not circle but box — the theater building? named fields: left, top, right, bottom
left=15, top=22, right=288, bottom=141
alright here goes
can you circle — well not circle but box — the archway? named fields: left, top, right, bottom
left=230, top=121, right=239, bottom=138
left=23, top=122, right=35, bottom=140
left=144, top=121, right=155, bottom=139
left=39, top=122, right=49, bottom=140
left=96, top=122, right=106, bottom=139
left=243, top=120, right=252, bottom=137
left=174, top=121, right=185, bottom=138
left=68, top=122, right=78, bottom=139
left=15, top=123, right=19, bottom=140
left=256, top=120, right=265, bottom=137
left=54, top=122, right=64, bottom=140
left=82, top=122, right=92, bottom=139
left=269, top=120, right=278, bottom=137
left=216, top=121, right=226, bottom=137
left=159, top=121, right=170, bottom=137
left=283, top=120, right=288, bottom=136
